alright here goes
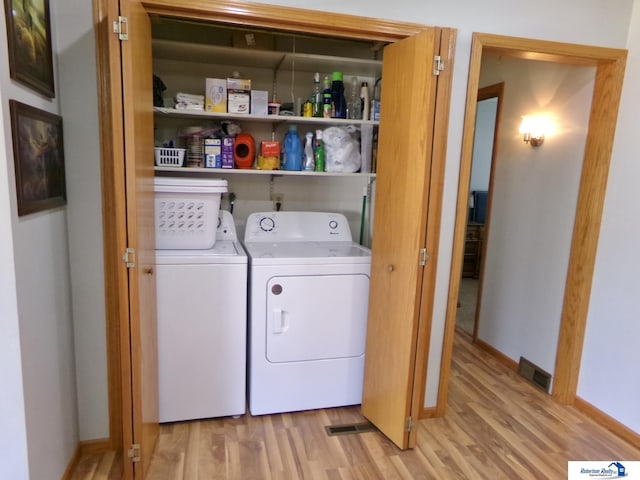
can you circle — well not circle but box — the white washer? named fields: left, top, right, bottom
left=156, top=210, right=247, bottom=423
left=243, top=211, right=371, bottom=416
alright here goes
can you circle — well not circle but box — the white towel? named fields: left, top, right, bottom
left=175, top=92, right=205, bottom=104
left=175, top=102, right=204, bottom=111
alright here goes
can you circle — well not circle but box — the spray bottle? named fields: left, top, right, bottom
left=314, top=129, right=325, bottom=172
left=303, top=132, right=315, bottom=171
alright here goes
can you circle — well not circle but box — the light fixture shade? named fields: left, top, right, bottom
left=520, top=114, right=551, bottom=147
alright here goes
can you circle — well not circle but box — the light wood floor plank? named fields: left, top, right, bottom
left=72, top=334, right=640, bottom=479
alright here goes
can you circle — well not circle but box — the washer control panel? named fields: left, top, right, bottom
left=244, top=212, right=352, bottom=242
left=216, top=210, right=239, bottom=241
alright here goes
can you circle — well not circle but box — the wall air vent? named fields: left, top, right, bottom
left=518, top=357, right=552, bottom=393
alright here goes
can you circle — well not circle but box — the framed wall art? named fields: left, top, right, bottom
left=3, top=0, right=55, bottom=97
left=9, top=100, right=66, bottom=216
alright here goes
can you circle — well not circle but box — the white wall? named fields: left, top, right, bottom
left=0, top=2, right=79, bottom=478
left=475, top=56, right=595, bottom=376
left=578, top=1, right=640, bottom=434
left=0, top=83, right=30, bottom=480
left=56, top=0, right=108, bottom=441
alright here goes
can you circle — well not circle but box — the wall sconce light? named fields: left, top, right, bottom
left=520, top=115, right=551, bottom=147
left=522, top=131, right=544, bottom=147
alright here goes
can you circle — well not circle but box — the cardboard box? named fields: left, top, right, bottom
left=227, top=78, right=251, bottom=114
left=227, top=92, right=249, bottom=114
left=205, top=78, right=227, bottom=113
left=204, top=138, right=221, bottom=168
left=251, top=90, right=269, bottom=116
left=227, top=77, right=251, bottom=91
left=221, top=137, right=235, bottom=168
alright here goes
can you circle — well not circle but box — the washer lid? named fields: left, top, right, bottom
left=155, top=240, right=247, bottom=264
left=243, top=241, right=371, bottom=265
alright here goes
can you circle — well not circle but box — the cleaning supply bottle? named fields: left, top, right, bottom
left=314, top=129, right=325, bottom=172
left=348, top=76, right=361, bottom=120
left=312, top=72, right=322, bottom=117
left=371, top=77, right=381, bottom=121
left=303, top=132, right=315, bottom=171
left=360, top=81, right=370, bottom=121
left=331, top=71, right=347, bottom=119
left=322, top=75, right=333, bottom=118
left=283, top=125, right=302, bottom=171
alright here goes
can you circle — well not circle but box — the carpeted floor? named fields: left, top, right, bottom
left=456, top=277, right=478, bottom=335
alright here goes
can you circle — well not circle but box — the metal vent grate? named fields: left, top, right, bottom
left=518, top=357, right=552, bottom=393
left=325, top=422, right=377, bottom=436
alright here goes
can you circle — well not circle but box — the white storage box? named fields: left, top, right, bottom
left=154, top=177, right=228, bottom=250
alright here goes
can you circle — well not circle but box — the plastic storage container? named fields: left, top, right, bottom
left=154, top=177, right=228, bottom=250
left=155, top=147, right=186, bottom=167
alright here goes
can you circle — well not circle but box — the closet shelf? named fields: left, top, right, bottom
left=155, top=166, right=376, bottom=178
left=153, top=38, right=383, bottom=79
left=154, top=107, right=379, bottom=127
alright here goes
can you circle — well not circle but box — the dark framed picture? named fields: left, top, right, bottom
left=3, top=0, right=55, bottom=97
left=9, top=100, right=66, bottom=216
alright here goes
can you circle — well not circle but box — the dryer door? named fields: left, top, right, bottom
left=266, top=274, right=369, bottom=363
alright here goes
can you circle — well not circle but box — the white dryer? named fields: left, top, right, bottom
left=243, top=211, right=371, bottom=416
left=156, top=210, right=247, bottom=423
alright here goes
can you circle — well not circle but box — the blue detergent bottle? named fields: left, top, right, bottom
left=283, top=125, right=302, bottom=171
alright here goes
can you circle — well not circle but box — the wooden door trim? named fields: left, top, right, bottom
left=439, top=33, right=626, bottom=414
left=96, top=0, right=452, bottom=465
left=93, top=0, right=130, bottom=458
left=471, top=82, right=504, bottom=341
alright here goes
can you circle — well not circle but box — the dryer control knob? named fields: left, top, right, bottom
left=259, top=216, right=275, bottom=232
left=329, top=220, right=338, bottom=229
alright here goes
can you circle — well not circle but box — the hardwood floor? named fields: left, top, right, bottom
left=71, top=334, right=640, bottom=479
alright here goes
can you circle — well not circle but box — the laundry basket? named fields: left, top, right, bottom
left=154, top=147, right=186, bottom=167
left=154, top=177, right=228, bottom=249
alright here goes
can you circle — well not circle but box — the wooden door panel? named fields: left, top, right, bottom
left=362, top=28, right=439, bottom=449
left=120, top=0, right=159, bottom=476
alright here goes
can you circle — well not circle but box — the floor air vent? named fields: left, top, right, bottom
left=518, top=357, right=552, bottom=393
left=325, top=422, right=377, bottom=436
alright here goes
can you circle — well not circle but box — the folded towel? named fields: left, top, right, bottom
left=175, top=102, right=204, bottom=111
left=175, top=92, right=205, bottom=103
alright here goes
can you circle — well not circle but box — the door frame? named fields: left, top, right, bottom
left=95, top=0, right=453, bottom=460
left=439, top=33, right=627, bottom=413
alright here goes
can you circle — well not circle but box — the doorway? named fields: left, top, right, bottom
left=438, top=33, right=626, bottom=413
left=456, top=82, right=502, bottom=339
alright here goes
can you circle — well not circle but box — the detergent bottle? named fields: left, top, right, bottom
left=283, top=125, right=302, bottom=171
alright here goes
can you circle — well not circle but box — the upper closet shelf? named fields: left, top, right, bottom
left=152, top=39, right=383, bottom=79
left=154, top=107, right=379, bottom=126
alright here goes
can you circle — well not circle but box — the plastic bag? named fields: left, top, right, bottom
left=322, top=126, right=361, bottom=173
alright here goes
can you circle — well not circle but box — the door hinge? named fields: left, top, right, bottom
left=113, top=16, right=128, bottom=41
left=433, top=55, right=445, bottom=75
left=419, top=248, right=430, bottom=267
left=127, top=443, right=141, bottom=463
left=406, top=416, right=415, bottom=432
left=123, top=247, right=136, bottom=268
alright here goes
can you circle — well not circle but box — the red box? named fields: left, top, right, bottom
left=260, top=141, right=280, bottom=157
